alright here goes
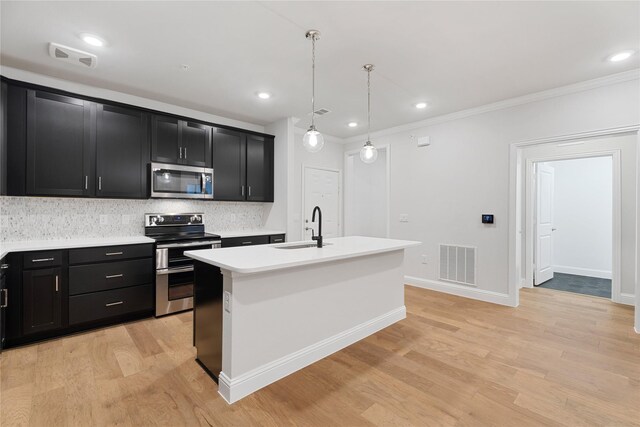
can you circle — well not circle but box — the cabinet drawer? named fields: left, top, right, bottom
left=269, top=234, right=285, bottom=244
left=23, top=251, right=63, bottom=268
left=69, top=284, right=153, bottom=325
left=69, top=244, right=153, bottom=265
left=69, top=258, right=153, bottom=295
left=221, top=235, right=269, bottom=248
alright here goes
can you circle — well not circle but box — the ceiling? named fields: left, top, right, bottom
left=1, top=1, right=638, bottom=138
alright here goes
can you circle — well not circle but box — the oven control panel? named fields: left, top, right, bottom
left=145, top=213, right=204, bottom=227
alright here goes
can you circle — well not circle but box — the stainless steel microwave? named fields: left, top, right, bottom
left=150, top=162, right=213, bottom=199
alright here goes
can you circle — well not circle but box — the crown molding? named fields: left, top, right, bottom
left=344, top=68, right=640, bottom=144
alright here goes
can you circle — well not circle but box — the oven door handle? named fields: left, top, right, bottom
left=157, top=266, right=195, bottom=275
left=157, top=240, right=221, bottom=249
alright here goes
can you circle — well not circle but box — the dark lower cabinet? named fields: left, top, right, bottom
left=69, top=284, right=153, bottom=326
left=96, top=104, right=149, bottom=198
left=22, top=267, right=63, bottom=335
left=26, top=90, right=94, bottom=197
left=221, top=233, right=284, bottom=248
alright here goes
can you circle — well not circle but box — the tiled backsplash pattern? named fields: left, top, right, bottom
left=0, top=197, right=266, bottom=242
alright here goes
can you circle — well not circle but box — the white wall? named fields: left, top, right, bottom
left=344, top=76, right=639, bottom=305
left=263, top=118, right=295, bottom=235
left=345, top=148, right=388, bottom=238
left=289, top=129, right=345, bottom=242
left=549, top=157, right=613, bottom=279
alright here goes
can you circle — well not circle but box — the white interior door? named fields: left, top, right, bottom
left=303, top=167, right=340, bottom=240
left=535, top=163, right=555, bottom=285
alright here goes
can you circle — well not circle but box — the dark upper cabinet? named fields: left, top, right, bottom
left=22, top=267, right=63, bottom=335
left=151, top=115, right=211, bottom=167
left=151, top=114, right=180, bottom=164
left=182, top=121, right=212, bottom=167
left=246, top=135, right=274, bottom=202
left=0, top=82, right=7, bottom=195
left=212, top=128, right=246, bottom=201
left=96, top=104, right=149, bottom=198
left=26, top=90, right=95, bottom=196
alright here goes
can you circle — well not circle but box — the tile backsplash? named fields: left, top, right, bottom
left=0, top=197, right=267, bottom=242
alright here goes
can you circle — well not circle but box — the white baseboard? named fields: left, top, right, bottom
left=617, top=293, right=635, bottom=306
left=405, top=276, right=516, bottom=307
left=218, top=306, right=406, bottom=404
left=635, top=326, right=639, bottom=335
left=552, top=265, right=612, bottom=279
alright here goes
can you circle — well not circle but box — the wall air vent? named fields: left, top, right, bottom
left=48, top=42, right=97, bottom=69
left=439, top=244, right=476, bottom=286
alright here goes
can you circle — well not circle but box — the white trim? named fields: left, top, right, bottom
left=405, top=276, right=516, bottom=307
left=509, top=125, right=639, bottom=310
left=217, top=306, right=406, bottom=404
left=552, top=265, right=612, bottom=280
left=619, top=293, right=635, bottom=306
left=343, top=145, right=391, bottom=238
left=345, top=70, right=640, bottom=144
left=300, top=165, right=343, bottom=239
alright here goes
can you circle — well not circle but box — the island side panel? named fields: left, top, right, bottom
left=193, top=261, right=224, bottom=381
left=219, top=249, right=407, bottom=403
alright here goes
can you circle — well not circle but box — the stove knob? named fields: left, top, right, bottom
left=190, top=215, right=198, bottom=223
left=150, top=217, right=157, bottom=224
left=157, top=216, right=165, bottom=223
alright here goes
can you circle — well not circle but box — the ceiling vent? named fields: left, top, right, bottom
left=311, top=108, right=331, bottom=116
left=48, top=43, right=97, bottom=68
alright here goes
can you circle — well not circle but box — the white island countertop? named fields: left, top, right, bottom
left=0, top=236, right=155, bottom=259
left=185, top=236, right=421, bottom=274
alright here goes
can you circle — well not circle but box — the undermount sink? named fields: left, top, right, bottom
left=274, top=243, right=332, bottom=250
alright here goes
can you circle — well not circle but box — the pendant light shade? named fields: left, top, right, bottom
left=359, top=64, right=378, bottom=164
left=303, top=30, right=324, bottom=153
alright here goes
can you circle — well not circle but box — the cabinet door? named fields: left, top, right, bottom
left=22, top=267, right=63, bottom=335
left=181, top=121, right=211, bottom=167
left=212, top=128, right=246, bottom=201
left=151, top=114, right=180, bottom=164
left=246, top=135, right=274, bottom=202
left=26, top=90, right=94, bottom=196
left=96, top=104, right=149, bottom=198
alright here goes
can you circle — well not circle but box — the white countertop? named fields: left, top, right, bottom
left=185, top=236, right=421, bottom=274
left=0, top=236, right=155, bottom=259
left=213, top=229, right=286, bottom=239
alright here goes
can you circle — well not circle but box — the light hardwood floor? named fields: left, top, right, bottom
left=2, top=286, right=639, bottom=426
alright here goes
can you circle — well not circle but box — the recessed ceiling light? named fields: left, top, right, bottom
left=348, top=122, right=358, bottom=128
left=415, top=102, right=428, bottom=109
left=80, top=33, right=105, bottom=47
left=257, top=92, right=271, bottom=99
left=608, top=50, right=634, bottom=62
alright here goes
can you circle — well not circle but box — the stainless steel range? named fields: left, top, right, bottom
left=145, top=213, right=221, bottom=316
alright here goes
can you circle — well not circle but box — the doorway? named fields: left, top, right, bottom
left=344, top=146, right=390, bottom=237
left=533, top=157, right=613, bottom=298
left=301, top=166, right=342, bottom=240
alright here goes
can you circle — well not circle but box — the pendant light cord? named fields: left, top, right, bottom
left=311, top=34, right=316, bottom=128
left=367, top=67, right=371, bottom=143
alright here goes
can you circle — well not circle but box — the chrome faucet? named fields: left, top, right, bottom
left=311, top=206, right=323, bottom=248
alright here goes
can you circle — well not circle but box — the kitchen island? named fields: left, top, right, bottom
left=185, top=236, right=420, bottom=403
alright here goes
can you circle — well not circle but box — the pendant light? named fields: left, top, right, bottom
left=360, top=64, right=378, bottom=164
left=302, top=30, right=324, bottom=153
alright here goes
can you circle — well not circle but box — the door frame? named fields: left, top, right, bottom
left=343, top=144, right=391, bottom=238
left=526, top=152, right=620, bottom=303
left=532, top=162, right=556, bottom=286
left=508, top=125, right=639, bottom=308
left=301, top=165, right=343, bottom=240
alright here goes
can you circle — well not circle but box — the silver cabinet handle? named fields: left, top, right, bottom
left=105, top=252, right=123, bottom=256
left=98, top=176, right=102, bottom=191
left=241, top=185, right=245, bottom=196
left=55, top=275, right=59, bottom=292
left=85, top=176, right=88, bottom=190
left=184, top=147, right=187, bottom=159
left=32, top=258, right=54, bottom=263
left=179, top=147, right=183, bottom=159
left=105, top=274, right=123, bottom=279
left=248, top=186, right=251, bottom=197
left=242, top=241, right=253, bottom=245
left=105, top=301, right=124, bottom=307
left=552, top=228, right=557, bottom=231
left=1, top=289, right=8, bottom=308
left=0, top=264, right=9, bottom=270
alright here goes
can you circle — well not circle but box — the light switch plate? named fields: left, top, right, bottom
left=99, top=215, right=108, bottom=225
left=224, top=291, right=231, bottom=313
left=399, top=214, right=409, bottom=223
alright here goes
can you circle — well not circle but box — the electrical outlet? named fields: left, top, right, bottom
left=421, top=255, right=428, bottom=264
left=224, top=291, right=231, bottom=313
left=399, top=214, right=409, bottom=223
left=99, top=215, right=108, bottom=225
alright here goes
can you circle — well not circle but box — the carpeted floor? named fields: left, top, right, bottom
left=537, top=272, right=611, bottom=298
